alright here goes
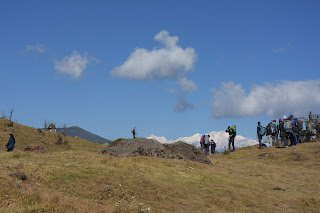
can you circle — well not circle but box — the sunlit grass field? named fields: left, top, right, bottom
left=1, top=117, right=320, bottom=212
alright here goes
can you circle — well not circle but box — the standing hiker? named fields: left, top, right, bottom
left=281, top=116, right=290, bottom=148
left=226, top=126, right=236, bottom=151
left=210, top=139, right=216, bottom=154
left=200, top=134, right=204, bottom=152
left=203, top=134, right=210, bottom=155
left=266, top=121, right=273, bottom=146
left=289, top=115, right=298, bottom=146
left=5, top=134, right=15, bottom=152
left=131, top=127, right=136, bottom=139
left=257, top=122, right=265, bottom=149
left=270, top=120, right=279, bottom=147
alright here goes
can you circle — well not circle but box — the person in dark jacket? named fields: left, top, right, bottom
left=226, top=126, right=236, bottom=151
left=210, top=139, right=216, bottom=154
left=5, top=134, right=15, bottom=152
left=257, top=122, right=263, bottom=149
left=279, top=118, right=289, bottom=148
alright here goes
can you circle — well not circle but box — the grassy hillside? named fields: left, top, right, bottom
left=0, top=117, right=105, bottom=152
left=1, top=117, right=320, bottom=212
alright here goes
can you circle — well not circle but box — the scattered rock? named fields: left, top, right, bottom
left=273, top=187, right=286, bottom=191
left=24, top=145, right=45, bottom=153
left=259, top=152, right=275, bottom=159
left=9, top=172, right=27, bottom=181
left=56, top=135, right=69, bottom=145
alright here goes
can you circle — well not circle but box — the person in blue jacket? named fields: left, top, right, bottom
left=5, top=134, right=15, bottom=152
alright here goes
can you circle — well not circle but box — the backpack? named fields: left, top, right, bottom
left=297, top=120, right=303, bottom=132
left=283, top=119, right=292, bottom=133
left=259, top=126, right=266, bottom=136
left=231, top=125, right=237, bottom=135
left=204, top=135, right=210, bottom=144
left=292, top=118, right=302, bottom=132
left=270, top=123, right=277, bottom=135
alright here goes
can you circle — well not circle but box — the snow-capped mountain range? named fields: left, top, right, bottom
left=147, top=131, right=258, bottom=152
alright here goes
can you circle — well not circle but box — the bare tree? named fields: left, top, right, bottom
left=62, top=123, right=68, bottom=136
left=1, top=111, right=6, bottom=118
left=44, top=120, right=48, bottom=129
left=9, top=109, right=14, bottom=122
left=8, top=109, right=14, bottom=127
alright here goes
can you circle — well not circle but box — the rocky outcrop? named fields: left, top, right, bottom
left=102, top=138, right=211, bottom=164
left=102, top=138, right=168, bottom=158
left=167, top=141, right=212, bottom=165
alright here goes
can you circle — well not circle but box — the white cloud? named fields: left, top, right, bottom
left=54, top=51, right=89, bottom=78
left=211, top=80, right=320, bottom=118
left=272, top=47, right=285, bottom=53
left=110, top=30, right=198, bottom=112
left=110, top=30, right=197, bottom=82
left=177, top=77, right=198, bottom=92
left=147, top=131, right=258, bottom=151
left=25, top=43, right=46, bottom=53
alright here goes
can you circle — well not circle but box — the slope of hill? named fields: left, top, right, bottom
left=0, top=117, right=105, bottom=152
left=56, top=126, right=111, bottom=145
left=1, top=117, right=320, bottom=212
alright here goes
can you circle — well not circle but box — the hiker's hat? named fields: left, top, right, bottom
left=283, top=115, right=287, bottom=119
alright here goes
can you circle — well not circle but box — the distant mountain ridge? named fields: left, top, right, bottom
left=148, top=131, right=258, bottom=152
left=56, top=126, right=111, bottom=145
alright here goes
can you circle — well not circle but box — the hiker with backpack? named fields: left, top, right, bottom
left=279, top=117, right=289, bottom=148
left=203, top=134, right=210, bottom=155
left=297, top=120, right=304, bottom=143
left=5, top=134, right=15, bottom=152
left=200, top=134, right=204, bottom=152
left=289, top=115, right=298, bottom=146
left=226, top=125, right=236, bottom=151
left=257, top=122, right=266, bottom=149
left=291, top=116, right=303, bottom=145
left=265, top=121, right=273, bottom=146
left=271, top=120, right=280, bottom=147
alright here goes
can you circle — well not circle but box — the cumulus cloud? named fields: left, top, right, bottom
left=110, top=30, right=198, bottom=111
left=211, top=80, right=320, bottom=118
left=25, top=43, right=46, bottom=53
left=111, top=30, right=197, bottom=81
left=148, top=131, right=258, bottom=152
left=54, top=51, right=90, bottom=78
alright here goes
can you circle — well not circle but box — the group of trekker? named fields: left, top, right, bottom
left=200, top=134, right=216, bottom=155
left=200, top=125, right=237, bottom=155
left=257, top=114, right=303, bottom=149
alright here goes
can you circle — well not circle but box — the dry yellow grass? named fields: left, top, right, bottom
left=1, top=117, right=320, bottom=212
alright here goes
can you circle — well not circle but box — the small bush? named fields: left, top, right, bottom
left=223, top=147, right=230, bottom=155
left=56, top=135, right=69, bottom=145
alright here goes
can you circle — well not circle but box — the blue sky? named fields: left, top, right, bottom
left=1, top=0, right=320, bottom=141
